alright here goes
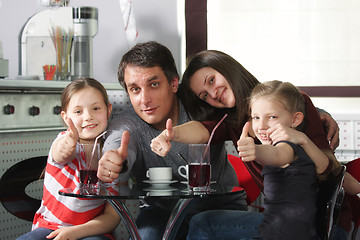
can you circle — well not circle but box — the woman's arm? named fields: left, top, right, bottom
left=172, top=120, right=210, bottom=143
left=46, top=201, right=121, bottom=239
left=151, top=119, right=210, bottom=156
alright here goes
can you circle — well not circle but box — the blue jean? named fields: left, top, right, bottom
left=16, top=227, right=111, bottom=240
left=186, top=210, right=264, bottom=240
left=331, top=225, right=349, bottom=240
left=186, top=210, right=349, bottom=240
left=134, top=205, right=191, bottom=240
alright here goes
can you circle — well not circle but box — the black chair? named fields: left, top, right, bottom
left=316, top=165, right=346, bottom=240
left=0, top=156, right=47, bottom=221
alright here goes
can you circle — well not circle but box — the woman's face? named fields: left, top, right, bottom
left=189, top=67, right=236, bottom=108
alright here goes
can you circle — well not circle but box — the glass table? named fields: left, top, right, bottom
left=59, top=182, right=244, bottom=240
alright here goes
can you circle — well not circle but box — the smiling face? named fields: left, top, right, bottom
left=61, top=87, right=111, bottom=143
left=189, top=67, right=236, bottom=109
left=251, top=96, right=299, bottom=145
left=124, top=65, right=179, bottom=130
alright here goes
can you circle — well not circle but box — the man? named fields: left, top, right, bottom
left=97, top=41, right=246, bottom=240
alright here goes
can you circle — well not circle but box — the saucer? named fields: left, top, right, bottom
left=144, top=186, right=177, bottom=192
left=143, top=180, right=177, bottom=188
left=180, top=181, right=216, bottom=185
left=144, top=186, right=177, bottom=196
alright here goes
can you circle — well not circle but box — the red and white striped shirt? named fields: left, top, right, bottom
left=32, top=131, right=114, bottom=239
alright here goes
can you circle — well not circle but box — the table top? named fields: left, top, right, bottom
left=59, top=182, right=244, bottom=200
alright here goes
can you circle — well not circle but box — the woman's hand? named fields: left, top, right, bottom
left=319, top=111, right=340, bottom=151
left=151, top=118, right=174, bottom=157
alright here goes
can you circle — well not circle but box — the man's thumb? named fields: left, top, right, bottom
left=117, top=131, right=130, bottom=159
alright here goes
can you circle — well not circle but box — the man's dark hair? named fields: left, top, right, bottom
left=118, top=41, right=179, bottom=91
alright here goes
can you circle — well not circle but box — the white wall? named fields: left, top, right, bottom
left=0, top=0, right=181, bottom=83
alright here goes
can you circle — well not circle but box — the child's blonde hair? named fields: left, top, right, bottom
left=250, top=80, right=305, bottom=130
left=250, top=80, right=305, bottom=115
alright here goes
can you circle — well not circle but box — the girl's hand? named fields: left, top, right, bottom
left=64, top=117, right=79, bottom=146
left=267, top=123, right=307, bottom=146
left=237, top=122, right=256, bottom=162
left=52, top=118, right=79, bottom=164
left=46, top=226, right=80, bottom=240
left=151, top=118, right=174, bottom=157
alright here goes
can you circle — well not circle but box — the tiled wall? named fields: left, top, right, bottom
left=334, top=114, right=360, bottom=163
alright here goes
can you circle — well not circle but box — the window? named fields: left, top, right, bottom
left=207, top=0, right=360, bottom=88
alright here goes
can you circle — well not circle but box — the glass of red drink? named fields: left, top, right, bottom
left=79, top=143, right=100, bottom=193
left=188, top=144, right=211, bottom=191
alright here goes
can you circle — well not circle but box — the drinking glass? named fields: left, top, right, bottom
left=79, top=143, right=100, bottom=193
left=188, top=144, right=211, bottom=191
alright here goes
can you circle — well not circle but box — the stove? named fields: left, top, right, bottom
left=0, top=79, right=135, bottom=239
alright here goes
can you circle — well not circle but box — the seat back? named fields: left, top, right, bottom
left=345, top=158, right=360, bottom=180
left=227, top=154, right=261, bottom=205
left=0, top=156, right=47, bottom=221
left=345, top=158, right=360, bottom=240
left=316, top=165, right=346, bottom=240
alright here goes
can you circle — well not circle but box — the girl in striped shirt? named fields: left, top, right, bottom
left=17, top=78, right=120, bottom=240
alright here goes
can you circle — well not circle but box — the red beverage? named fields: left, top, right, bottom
left=80, top=169, right=98, bottom=185
left=188, top=164, right=211, bottom=190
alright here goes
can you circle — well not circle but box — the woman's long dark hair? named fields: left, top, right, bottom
left=179, top=50, right=260, bottom=127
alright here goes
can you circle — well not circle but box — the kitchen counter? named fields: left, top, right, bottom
left=0, top=79, right=123, bottom=91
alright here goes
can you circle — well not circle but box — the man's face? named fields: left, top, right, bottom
left=124, top=65, right=179, bottom=130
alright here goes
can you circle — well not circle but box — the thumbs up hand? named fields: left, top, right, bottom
left=98, top=131, right=130, bottom=182
left=64, top=117, right=79, bottom=147
left=237, top=122, right=256, bottom=162
left=51, top=117, right=79, bottom=164
left=150, top=118, right=174, bottom=157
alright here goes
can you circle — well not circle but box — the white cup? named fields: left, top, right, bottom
left=146, top=167, right=172, bottom=182
left=178, top=165, right=189, bottom=180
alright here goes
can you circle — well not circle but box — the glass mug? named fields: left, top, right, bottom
left=178, top=144, right=211, bottom=191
